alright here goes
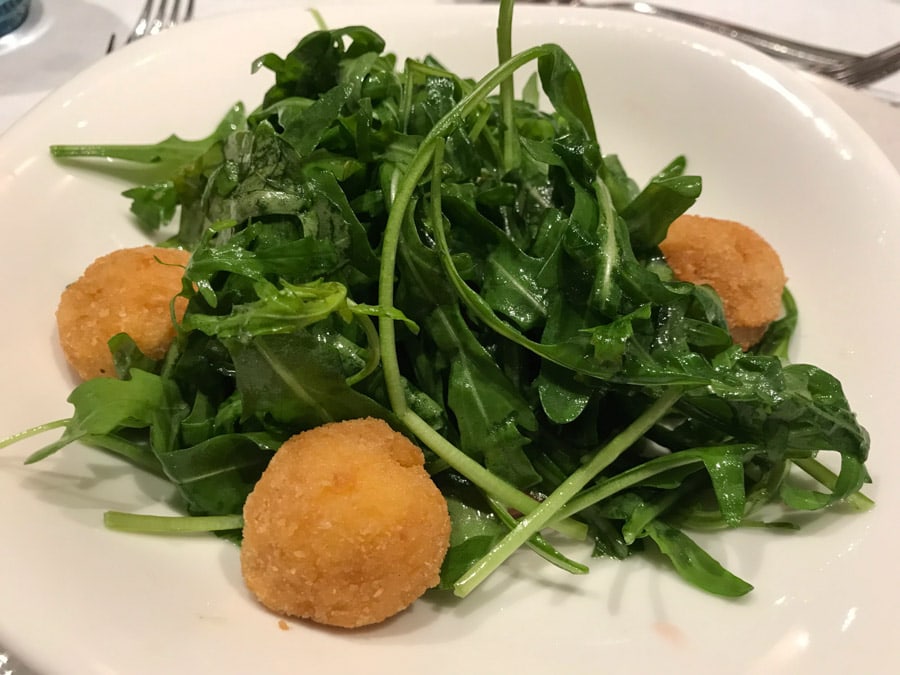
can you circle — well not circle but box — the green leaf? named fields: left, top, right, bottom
left=50, top=103, right=247, bottom=165
left=227, top=333, right=398, bottom=429
left=156, top=433, right=273, bottom=515
left=426, top=304, right=539, bottom=487
left=644, top=520, right=753, bottom=597
left=24, top=369, right=189, bottom=465
left=481, top=239, right=549, bottom=331
left=122, top=182, right=178, bottom=233
left=780, top=454, right=868, bottom=510
left=183, top=279, right=350, bottom=341
left=253, top=26, right=386, bottom=108
left=622, top=173, right=702, bottom=250
left=699, top=445, right=748, bottom=526
left=437, top=476, right=507, bottom=589
left=537, top=46, right=597, bottom=143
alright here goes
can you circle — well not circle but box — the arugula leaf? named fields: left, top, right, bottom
left=50, top=103, right=247, bottom=165
left=644, top=520, right=753, bottom=597
left=227, top=333, right=399, bottom=430
left=24, top=369, right=184, bottom=465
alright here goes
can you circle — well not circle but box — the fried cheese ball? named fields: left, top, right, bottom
left=56, top=245, right=190, bottom=380
left=659, top=214, right=787, bottom=349
left=240, top=417, right=451, bottom=629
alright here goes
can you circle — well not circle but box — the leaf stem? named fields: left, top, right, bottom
left=453, top=386, right=683, bottom=597
left=373, top=43, right=582, bottom=537
left=557, top=453, right=702, bottom=520
left=401, top=409, right=587, bottom=540
left=593, top=176, right=619, bottom=310
left=345, top=309, right=380, bottom=386
left=487, top=495, right=588, bottom=575
left=497, top=0, right=522, bottom=172
left=104, top=511, right=244, bottom=534
left=793, top=457, right=874, bottom=511
left=0, top=418, right=70, bottom=450
left=377, top=44, right=550, bottom=415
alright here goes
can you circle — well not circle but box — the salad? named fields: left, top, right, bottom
left=2, top=0, right=871, bottom=622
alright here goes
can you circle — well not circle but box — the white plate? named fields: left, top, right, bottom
left=2, top=4, right=899, bottom=674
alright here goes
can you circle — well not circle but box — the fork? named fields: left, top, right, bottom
left=106, top=0, right=196, bottom=52
left=478, top=1, right=900, bottom=88
left=816, top=42, right=900, bottom=87
left=590, top=2, right=900, bottom=87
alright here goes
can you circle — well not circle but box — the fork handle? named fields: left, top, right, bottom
left=581, top=2, right=862, bottom=69
left=499, top=1, right=864, bottom=69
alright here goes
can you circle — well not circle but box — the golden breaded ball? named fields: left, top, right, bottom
left=659, top=215, right=787, bottom=349
left=56, top=245, right=190, bottom=379
left=240, top=418, right=451, bottom=629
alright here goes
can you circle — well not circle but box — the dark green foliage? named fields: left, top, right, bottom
left=32, top=3, right=870, bottom=600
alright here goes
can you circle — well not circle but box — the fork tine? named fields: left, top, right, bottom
left=169, top=0, right=182, bottom=28
left=149, top=0, right=168, bottom=36
left=160, top=0, right=194, bottom=30
left=124, top=0, right=155, bottom=45
left=109, top=0, right=196, bottom=52
left=170, top=0, right=195, bottom=26
left=826, top=42, right=900, bottom=88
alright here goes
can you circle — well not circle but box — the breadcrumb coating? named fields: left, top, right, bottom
left=240, top=418, right=451, bottom=629
left=56, top=246, right=190, bottom=380
left=659, top=215, right=786, bottom=349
